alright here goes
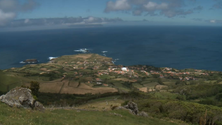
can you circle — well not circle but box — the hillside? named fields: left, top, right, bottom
left=0, top=101, right=187, bottom=125
left=1, top=53, right=116, bottom=94
left=2, top=53, right=222, bottom=95
left=1, top=53, right=222, bottom=125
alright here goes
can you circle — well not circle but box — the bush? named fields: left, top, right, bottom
left=30, top=81, right=40, bottom=97
left=174, top=84, right=222, bottom=100
left=198, top=98, right=218, bottom=106
left=136, top=99, right=222, bottom=124
left=216, top=93, right=222, bottom=101
left=176, top=95, right=186, bottom=101
left=121, top=100, right=129, bottom=106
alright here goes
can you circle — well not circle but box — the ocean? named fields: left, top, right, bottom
left=0, top=26, right=222, bottom=71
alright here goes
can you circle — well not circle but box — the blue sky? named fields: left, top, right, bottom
left=0, top=0, right=222, bottom=30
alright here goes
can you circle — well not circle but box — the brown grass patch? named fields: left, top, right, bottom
left=39, top=79, right=64, bottom=93
left=114, top=78, right=136, bottom=82
left=74, top=54, right=92, bottom=59
left=155, top=85, right=168, bottom=90
left=39, top=79, right=117, bottom=94
left=139, top=87, right=148, bottom=92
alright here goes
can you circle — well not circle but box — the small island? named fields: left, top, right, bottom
left=20, top=59, right=39, bottom=64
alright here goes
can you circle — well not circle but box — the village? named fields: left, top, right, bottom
left=49, top=55, right=217, bottom=87
left=5, top=53, right=222, bottom=94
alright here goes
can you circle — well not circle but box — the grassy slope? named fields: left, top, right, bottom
left=0, top=102, right=185, bottom=125
left=1, top=54, right=222, bottom=124
left=0, top=71, right=24, bottom=92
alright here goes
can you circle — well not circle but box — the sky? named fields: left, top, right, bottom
left=0, top=0, right=222, bottom=31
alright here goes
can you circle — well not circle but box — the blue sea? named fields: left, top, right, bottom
left=0, top=26, right=222, bottom=71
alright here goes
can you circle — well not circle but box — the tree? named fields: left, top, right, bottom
left=30, top=81, right=40, bottom=97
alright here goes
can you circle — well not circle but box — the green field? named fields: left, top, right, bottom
left=0, top=102, right=185, bottom=125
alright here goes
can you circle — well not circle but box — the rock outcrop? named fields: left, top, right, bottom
left=138, top=111, right=148, bottom=117
left=0, top=87, right=44, bottom=111
left=123, top=101, right=139, bottom=115
left=115, top=101, right=148, bottom=117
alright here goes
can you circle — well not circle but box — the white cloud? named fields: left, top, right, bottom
left=85, top=17, right=96, bottom=22
left=129, top=0, right=147, bottom=5
left=144, top=2, right=169, bottom=11
left=203, top=19, right=222, bottom=24
left=0, top=9, right=15, bottom=26
left=193, top=19, right=222, bottom=25
left=157, top=3, right=169, bottom=10
left=0, top=0, right=18, bottom=12
left=211, top=0, right=222, bottom=9
left=210, top=20, right=216, bottom=23
left=105, top=0, right=131, bottom=12
left=144, top=2, right=157, bottom=10
left=105, top=0, right=202, bottom=17
left=2, top=17, right=123, bottom=28
left=133, top=10, right=143, bottom=16
left=0, top=0, right=38, bottom=26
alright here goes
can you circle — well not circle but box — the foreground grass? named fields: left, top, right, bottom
left=0, top=102, right=186, bottom=125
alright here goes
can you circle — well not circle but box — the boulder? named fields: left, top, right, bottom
left=138, top=111, right=148, bottom=117
left=33, top=101, right=44, bottom=111
left=119, top=101, right=148, bottom=117
left=124, top=101, right=139, bottom=115
left=0, top=87, right=44, bottom=111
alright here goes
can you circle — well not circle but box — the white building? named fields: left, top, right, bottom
left=121, top=67, right=128, bottom=71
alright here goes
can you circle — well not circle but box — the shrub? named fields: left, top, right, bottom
left=121, top=100, right=129, bottom=106
left=30, top=81, right=40, bottom=97
left=136, top=99, right=222, bottom=124
left=216, top=93, right=222, bottom=101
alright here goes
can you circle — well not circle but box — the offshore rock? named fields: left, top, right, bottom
left=0, top=87, right=44, bottom=111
